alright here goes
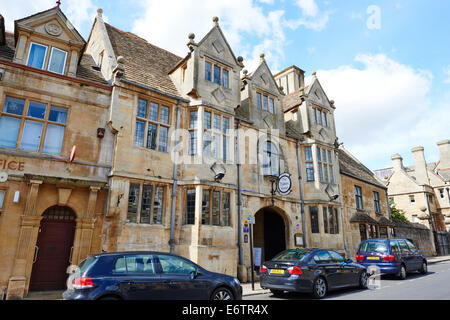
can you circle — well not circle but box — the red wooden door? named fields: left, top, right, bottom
left=29, top=207, right=76, bottom=291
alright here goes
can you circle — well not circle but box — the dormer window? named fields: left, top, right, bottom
left=27, top=42, right=67, bottom=75
left=205, top=60, right=229, bottom=88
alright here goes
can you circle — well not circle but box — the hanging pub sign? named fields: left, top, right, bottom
left=277, top=173, right=292, bottom=196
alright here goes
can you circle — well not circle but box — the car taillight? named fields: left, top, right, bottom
left=287, top=266, right=303, bottom=275
left=260, top=265, right=267, bottom=273
left=382, top=254, right=395, bottom=261
left=356, top=254, right=365, bottom=262
left=73, top=277, right=94, bottom=289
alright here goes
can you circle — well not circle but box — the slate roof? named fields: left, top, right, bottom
left=104, top=23, right=182, bottom=96
left=338, top=147, right=386, bottom=189
left=349, top=212, right=379, bottom=224
left=0, top=32, right=107, bottom=85
left=282, top=88, right=307, bottom=112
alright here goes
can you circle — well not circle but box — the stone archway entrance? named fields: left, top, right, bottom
left=254, top=207, right=287, bottom=263
left=29, top=206, right=76, bottom=291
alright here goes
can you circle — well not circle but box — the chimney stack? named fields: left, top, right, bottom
left=437, top=139, right=450, bottom=169
left=0, top=15, right=5, bottom=46
left=411, top=146, right=430, bottom=185
left=391, top=154, right=404, bottom=171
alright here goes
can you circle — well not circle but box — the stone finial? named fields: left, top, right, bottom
left=213, top=16, right=219, bottom=26
left=97, top=8, right=103, bottom=17
left=243, top=69, right=248, bottom=76
left=260, top=53, right=265, bottom=61
left=330, top=100, right=335, bottom=105
left=312, top=71, right=317, bottom=78
left=187, top=33, right=197, bottom=51
left=279, top=86, right=284, bottom=93
left=117, top=56, right=125, bottom=64
left=188, top=33, right=195, bottom=40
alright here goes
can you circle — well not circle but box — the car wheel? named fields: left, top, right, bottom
left=211, top=287, right=234, bottom=301
left=397, top=265, right=407, bottom=280
left=419, top=261, right=427, bottom=274
left=359, top=271, right=368, bottom=289
left=312, top=277, right=327, bottom=299
left=269, top=289, right=284, bottom=296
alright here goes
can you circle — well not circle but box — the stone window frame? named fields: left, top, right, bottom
left=202, top=108, right=231, bottom=161
left=0, top=188, right=6, bottom=212
left=304, top=146, right=315, bottom=181
left=126, top=180, right=167, bottom=225
left=312, top=105, right=328, bottom=127
left=310, top=206, right=319, bottom=234
left=355, top=185, right=364, bottom=210
left=0, top=94, right=69, bottom=155
left=317, top=146, right=334, bottom=184
left=26, top=41, right=68, bottom=75
left=322, top=206, right=339, bottom=234
left=184, top=187, right=232, bottom=227
left=373, top=191, right=381, bottom=214
left=255, top=90, right=275, bottom=114
left=204, top=59, right=230, bottom=89
left=134, top=97, right=172, bottom=153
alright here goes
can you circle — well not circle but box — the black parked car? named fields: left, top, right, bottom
left=260, top=248, right=368, bottom=299
left=62, top=251, right=242, bottom=300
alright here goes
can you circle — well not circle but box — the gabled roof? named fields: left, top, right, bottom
left=14, top=6, right=85, bottom=45
left=104, top=23, right=182, bottom=97
left=338, top=147, right=387, bottom=189
left=282, top=87, right=309, bottom=112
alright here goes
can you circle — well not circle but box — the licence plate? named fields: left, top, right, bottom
left=367, top=256, right=380, bottom=260
left=270, top=269, right=285, bottom=275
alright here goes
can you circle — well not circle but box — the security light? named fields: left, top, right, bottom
left=214, top=173, right=225, bottom=181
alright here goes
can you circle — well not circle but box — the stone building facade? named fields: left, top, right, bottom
left=0, top=7, right=112, bottom=299
left=374, top=142, right=450, bottom=232
left=0, top=5, right=399, bottom=298
left=338, top=147, right=393, bottom=258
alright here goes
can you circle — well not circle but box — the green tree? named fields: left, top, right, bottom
left=390, top=205, right=409, bottom=222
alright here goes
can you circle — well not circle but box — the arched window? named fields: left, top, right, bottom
left=262, top=141, right=280, bottom=176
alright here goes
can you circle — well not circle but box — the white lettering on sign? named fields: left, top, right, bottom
left=277, top=173, right=292, bottom=196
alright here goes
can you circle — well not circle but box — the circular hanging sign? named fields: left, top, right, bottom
left=277, top=173, right=292, bottom=196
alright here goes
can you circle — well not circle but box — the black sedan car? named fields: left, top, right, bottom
left=62, top=251, right=242, bottom=300
left=260, top=248, right=368, bottom=299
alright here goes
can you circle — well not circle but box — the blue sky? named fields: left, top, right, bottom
left=2, top=0, right=450, bottom=170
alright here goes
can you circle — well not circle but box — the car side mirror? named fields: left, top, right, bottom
left=190, top=269, right=201, bottom=279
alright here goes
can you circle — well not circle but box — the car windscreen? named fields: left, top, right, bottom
left=358, top=241, right=389, bottom=254
left=272, top=251, right=309, bottom=262
left=78, top=256, right=97, bottom=274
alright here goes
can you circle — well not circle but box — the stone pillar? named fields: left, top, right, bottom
left=6, top=180, right=42, bottom=300
left=71, top=187, right=100, bottom=265
left=411, top=146, right=430, bottom=186
left=189, top=185, right=202, bottom=263
left=67, top=49, right=79, bottom=77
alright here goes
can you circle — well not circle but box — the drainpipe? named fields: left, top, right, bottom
left=169, top=100, right=182, bottom=254
left=236, top=119, right=243, bottom=265
left=295, top=139, right=307, bottom=248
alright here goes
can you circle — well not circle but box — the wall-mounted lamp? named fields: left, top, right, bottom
left=214, top=173, right=225, bottom=181
left=331, top=194, right=339, bottom=201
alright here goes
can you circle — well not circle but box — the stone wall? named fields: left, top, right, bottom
left=393, top=221, right=436, bottom=257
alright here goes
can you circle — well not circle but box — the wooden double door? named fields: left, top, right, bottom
left=29, top=206, right=76, bottom=291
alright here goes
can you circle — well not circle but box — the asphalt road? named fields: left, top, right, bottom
left=244, top=261, right=450, bottom=300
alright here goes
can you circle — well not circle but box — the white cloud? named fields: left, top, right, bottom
left=0, top=0, right=97, bottom=35
left=308, top=53, right=449, bottom=169
left=285, top=0, right=331, bottom=31
left=444, top=66, right=450, bottom=84
left=131, top=0, right=331, bottom=75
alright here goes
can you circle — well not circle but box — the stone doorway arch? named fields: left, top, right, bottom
left=253, top=206, right=288, bottom=264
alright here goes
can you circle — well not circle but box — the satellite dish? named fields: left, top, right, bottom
left=0, top=172, right=8, bottom=183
